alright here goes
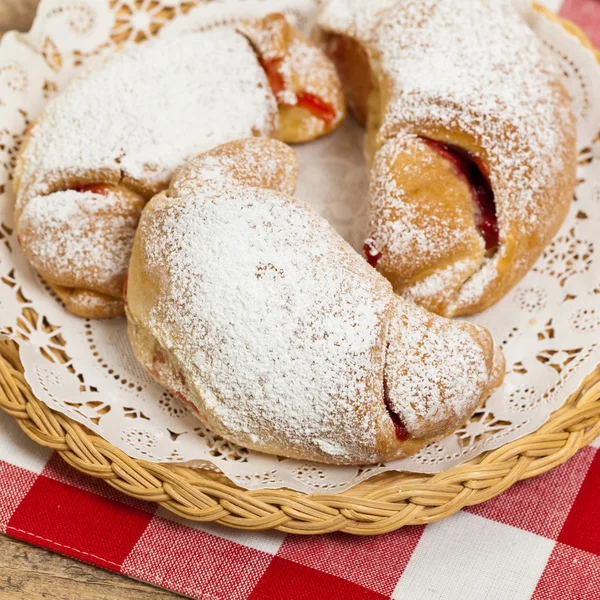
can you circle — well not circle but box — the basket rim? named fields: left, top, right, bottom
left=0, top=6, right=599, bottom=536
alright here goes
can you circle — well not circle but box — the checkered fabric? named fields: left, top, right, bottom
left=0, top=2, right=598, bottom=598
left=3, top=413, right=600, bottom=599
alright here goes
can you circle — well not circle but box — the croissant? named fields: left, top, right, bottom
left=14, top=14, right=345, bottom=319
left=318, top=0, right=577, bottom=317
left=125, top=138, right=505, bottom=465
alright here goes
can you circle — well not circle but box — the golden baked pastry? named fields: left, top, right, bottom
left=239, top=13, right=346, bottom=143
left=14, top=14, right=345, bottom=319
left=319, top=0, right=577, bottom=317
left=125, top=138, right=505, bottom=465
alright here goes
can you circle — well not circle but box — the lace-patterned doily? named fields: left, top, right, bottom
left=0, top=0, right=598, bottom=494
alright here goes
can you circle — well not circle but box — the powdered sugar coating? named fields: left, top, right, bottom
left=170, top=138, right=299, bottom=198
left=319, top=0, right=576, bottom=315
left=134, top=186, right=393, bottom=463
left=16, top=29, right=278, bottom=205
left=65, top=289, right=123, bottom=313
left=402, top=257, right=483, bottom=311
left=19, top=189, right=139, bottom=295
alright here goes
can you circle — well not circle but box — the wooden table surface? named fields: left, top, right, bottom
left=0, top=2, right=180, bottom=597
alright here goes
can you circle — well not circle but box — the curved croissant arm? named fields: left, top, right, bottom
left=14, top=14, right=345, bottom=319
left=125, top=138, right=505, bottom=465
left=17, top=183, right=145, bottom=318
left=319, top=0, right=577, bottom=317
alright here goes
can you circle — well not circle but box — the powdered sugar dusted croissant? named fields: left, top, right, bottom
left=14, top=14, right=345, bottom=319
left=125, top=138, right=504, bottom=465
left=319, top=0, right=577, bottom=317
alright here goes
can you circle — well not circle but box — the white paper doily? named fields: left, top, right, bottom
left=0, top=0, right=599, bottom=494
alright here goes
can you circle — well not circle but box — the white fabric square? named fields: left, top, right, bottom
left=0, top=414, right=51, bottom=473
left=392, top=512, right=555, bottom=600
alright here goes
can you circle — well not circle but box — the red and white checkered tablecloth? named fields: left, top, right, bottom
left=1, top=2, right=599, bottom=599
left=3, top=415, right=600, bottom=599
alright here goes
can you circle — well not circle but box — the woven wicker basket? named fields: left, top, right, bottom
left=1, top=6, right=599, bottom=536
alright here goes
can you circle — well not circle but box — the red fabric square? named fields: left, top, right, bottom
left=467, top=446, right=595, bottom=539
left=248, top=556, right=389, bottom=600
left=558, top=449, right=600, bottom=554
left=0, top=460, right=38, bottom=533
left=277, top=527, right=424, bottom=595
left=7, top=474, right=154, bottom=570
left=42, top=452, right=154, bottom=513
left=122, top=515, right=273, bottom=600
left=560, top=0, right=600, bottom=49
left=532, top=542, right=600, bottom=600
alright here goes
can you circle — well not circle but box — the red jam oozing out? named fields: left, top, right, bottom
left=383, top=349, right=410, bottom=441
left=295, top=92, right=336, bottom=128
left=423, top=139, right=499, bottom=251
left=386, top=402, right=410, bottom=441
left=260, top=58, right=286, bottom=98
left=384, top=394, right=410, bottom=442
left=71, top=183, right=111, bottom=195
left=260, top=59, right=336, bottom=127
left=363, top=239, right=382, bottom=268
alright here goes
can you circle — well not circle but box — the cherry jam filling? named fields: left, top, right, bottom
left=384, top=384, right=410, bottom=442
left=260, top=58, right=336, bottom=127
left=385, top=397, right=410, bottom=441
left=295, top=92, right=336, bottom=128
left=71, top=183, right=111, bottom=195
left=422, top=139, right=498, bottom=251
left=383, top=343, right=410, bottom=441
left=260, top=58, right=286, bottom=98
left=363, top=238, right=382, bottom=268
